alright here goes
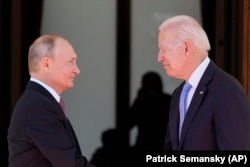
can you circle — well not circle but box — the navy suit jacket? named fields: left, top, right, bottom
left=164, top=61, right=250, bottom=150
left=8, top=81, right=94, bottom=167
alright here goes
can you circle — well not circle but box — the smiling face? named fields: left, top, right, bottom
left=158, top=30, right=188, bottom=80
left=157, top=16, right=210, bottom=81
left=45, top=38, right=80, bottom=94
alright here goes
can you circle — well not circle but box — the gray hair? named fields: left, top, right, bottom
left=159, top=15, right=211, bottom=52
left=28, top=35, right=59, bottom=73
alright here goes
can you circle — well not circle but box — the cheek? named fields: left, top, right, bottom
left=175, top=59, right=187, bottom=74
left=169, top=55, right=183, bottom=70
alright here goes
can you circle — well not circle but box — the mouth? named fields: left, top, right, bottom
left=163, top=64, right=170, bottom=68
left=70, top=77, right=76, bottom=81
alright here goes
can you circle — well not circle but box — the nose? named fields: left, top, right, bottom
left=74, top=64, right=80, bottom=75
left=158, top=52, right=164, bottom=62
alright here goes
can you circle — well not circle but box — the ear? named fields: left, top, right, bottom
left=183, top=40, right=191, bottom=54
left=41, top=56, right=50, bottom=72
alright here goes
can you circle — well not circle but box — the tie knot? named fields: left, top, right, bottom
left=59, top=98, right=68, bottom=118
left=183, top=82, right=192, bottom=91
left=59, top=98, right=65, bottom=109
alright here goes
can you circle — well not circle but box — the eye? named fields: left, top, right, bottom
left=160, top=48, right=167, bottom=54
left=68, top=58, right=76, bottom=65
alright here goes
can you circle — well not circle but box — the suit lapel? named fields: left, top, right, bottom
left=66, top=119, right=82, bottom=155
left=169, top=85, right=183, bottom=149
left=178, top=61, right=216, bottom=149
left=178, top=85, right=207, bottom=148
left=27, top=81, right=66, bottom=119
left=28, top=81, right=82, bottom=154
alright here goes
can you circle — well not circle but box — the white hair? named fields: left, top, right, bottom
left=159, top=15, right=211, bottom=52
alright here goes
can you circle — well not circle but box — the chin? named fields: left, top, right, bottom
left=66, top=84, right=74, bottom=90
left=166, top=71, right=176, bottom=78
left=166, top=70, right=172, bottom=76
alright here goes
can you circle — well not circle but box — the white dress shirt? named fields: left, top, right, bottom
left=30, top=77, right=61, bottom=103
left=186, top=56, right=210, bottom=110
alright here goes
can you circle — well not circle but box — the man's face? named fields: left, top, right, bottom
left=158, top=30, right=186, bottom=79
left=48, top=39, right=80, bottom=94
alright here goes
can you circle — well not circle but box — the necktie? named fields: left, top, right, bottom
left=59, top=98, right=68, bottom=118
left=59, top=99, right=82, bottom=154
left=179, top=82, right=192, bottom=139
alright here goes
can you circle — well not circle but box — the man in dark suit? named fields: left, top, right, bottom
left=157, top=15, right=250, bottom=150
left=7, top=35, right=95, bottom=166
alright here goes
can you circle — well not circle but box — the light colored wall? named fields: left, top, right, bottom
left=41, top=0, right=116, bottom=159
left=130, top=0, right=201, bottom=145
left=130, top=0, right=201, bottom=102
left=41, top=0, right=201, bottom=159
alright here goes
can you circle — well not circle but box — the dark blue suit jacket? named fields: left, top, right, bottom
left=8, top=81, right=94, bottom=167
left=164, top=61, right=250, bottom=150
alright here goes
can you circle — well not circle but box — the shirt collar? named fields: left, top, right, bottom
left=188, top=56, right=210, bottom=88
left=30, top=77, right=61, bottom=102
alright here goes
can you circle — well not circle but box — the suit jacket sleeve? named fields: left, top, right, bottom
left=212, top=82, right=250, bottom=150
left=163, top=124, right=172, bottom=151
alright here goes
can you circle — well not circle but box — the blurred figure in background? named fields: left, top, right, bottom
left=127, top=71, right=171, bottom=153
left=91, top=128, right=128, bottom=167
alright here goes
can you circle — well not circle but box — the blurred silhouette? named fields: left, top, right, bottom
left=90, top=128, right=129, bottom=167
left=127, top=71, right=171, bottom=153
left=91, top=72, right=171, bottom=166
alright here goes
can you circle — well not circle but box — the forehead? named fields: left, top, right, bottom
left=55, top=39, right=77, bottom=57
left=158, top=30, right=176, bottom=47
left=159, top=29, right=176, bottom=40
left=56, top=38, right=71, bottom=49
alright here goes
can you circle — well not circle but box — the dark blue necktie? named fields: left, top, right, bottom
left=179, top=82, right=192, bottom=140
